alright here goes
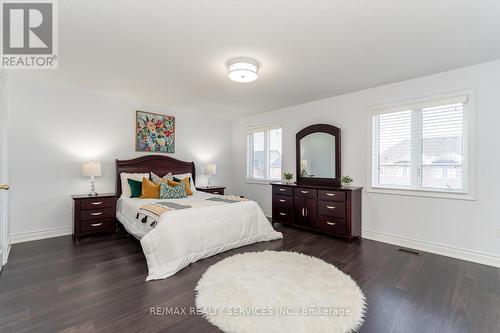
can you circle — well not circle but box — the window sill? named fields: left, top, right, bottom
left=367, top=186, right=476, bottom=201
left=245, top=179, right=276, bottom=185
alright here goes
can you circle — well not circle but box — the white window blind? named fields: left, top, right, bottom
left=371, top=94, right=471, bottom=195
left=247, top=126, right=282, bottom=181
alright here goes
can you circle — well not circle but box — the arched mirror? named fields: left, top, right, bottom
left=296, top=124, right=341, bottom=186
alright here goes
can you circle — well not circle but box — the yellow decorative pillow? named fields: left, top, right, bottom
left=140, top=177, right=160, bottom=199
left=167, top=177, right=193, bottom=196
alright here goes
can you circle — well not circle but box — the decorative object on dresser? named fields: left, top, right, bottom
left=72, top=193, right=117, bottom=239
left=82, top=161, right=102, bottom=196
left=282, top=172, right=293, bottom=184
left=196, top=186, right=225, bottom=195
left=136, top=110, right=175, bottom=153
left=272, top=123, right=362, bottom=241
left=204, top=163, right=217, bottom=188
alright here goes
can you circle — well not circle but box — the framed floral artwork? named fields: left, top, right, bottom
left=136, top=110, right=175, bottom=153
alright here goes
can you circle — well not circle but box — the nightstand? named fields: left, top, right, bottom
left=72, top=193, right=117, bottom=239
left=196, top=186, right=225, bottom=195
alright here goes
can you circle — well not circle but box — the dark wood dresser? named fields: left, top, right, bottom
left=196, top=186, right=225, bottom=195
left=72, top=193, right=117, bottom=239
left=271, top=182, right=362, bottom=241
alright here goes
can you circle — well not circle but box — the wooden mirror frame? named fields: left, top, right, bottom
left=296, top=124, right=341, bottom=186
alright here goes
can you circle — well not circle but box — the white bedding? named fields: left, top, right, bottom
left=116, top=192, right=283, bottom=280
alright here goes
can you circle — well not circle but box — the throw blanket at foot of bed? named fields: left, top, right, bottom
left=140, top=198, right=283, bottom=281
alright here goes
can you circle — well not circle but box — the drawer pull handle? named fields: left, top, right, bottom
left=279, top=188, right=286, bottom=192
left=301, top=190, right=309, bottom=194
left=91, top=201, right=103, bottom=205
left=326, top=206, right=336, bottom=209
left=326, top=193, right=336, bottom=196
left=91, top=212, right=103, bottom=216
left=279, top=213, right=286, bottom=216
left=279, top=199, right=286, bottom=202
left=91, top=223, right=103, bottom=227
left=326, top=221, right=336, bottom=226
left=213, top=192, right=219, bottom=194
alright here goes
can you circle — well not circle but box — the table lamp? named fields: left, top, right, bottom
left=82, top=161, right=102, bottom=196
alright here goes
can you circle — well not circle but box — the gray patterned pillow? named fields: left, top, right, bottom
left=151, top=172, right=172, bottom=184
left=160, top=182, right=187, bottom=199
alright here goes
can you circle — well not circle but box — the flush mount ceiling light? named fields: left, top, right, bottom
left=227, top=58, right=259, bottom=83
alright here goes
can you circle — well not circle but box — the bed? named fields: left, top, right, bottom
left=115, top=155, right=283, bottom=280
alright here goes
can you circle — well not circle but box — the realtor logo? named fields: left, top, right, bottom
left=1, top=0, right=58, bottom=69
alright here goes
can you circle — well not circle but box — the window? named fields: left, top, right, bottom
left=369, top=93, right=474, bottom=198
left=247, top=126, right=282, bottom=181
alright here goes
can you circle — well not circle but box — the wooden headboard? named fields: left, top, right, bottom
left=116, top=155, right=196, bottom=197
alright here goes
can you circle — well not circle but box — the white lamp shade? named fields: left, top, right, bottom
left=82, top=161, right=102, bottom=177
left=205, top=163, right=216, bottom=177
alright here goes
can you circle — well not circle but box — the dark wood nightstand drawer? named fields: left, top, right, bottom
left=72, top=193, right=117, bottom=239
left=80, top=197, right=115, bottom=210
left=81, top=207, right=115, bottom=221
left=81, top=219, right=116, bottom=233
left=196, top=187, right=225, bottom=195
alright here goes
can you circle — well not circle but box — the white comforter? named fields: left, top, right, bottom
left=117, top=192, right=283, bottom=280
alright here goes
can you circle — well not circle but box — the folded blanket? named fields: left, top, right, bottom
left=137, top=195, right=248, bottom=227
left=137, top=202, right=191, bottom=228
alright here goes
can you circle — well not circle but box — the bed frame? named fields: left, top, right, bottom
left=116, top=155, right=196, bottom=197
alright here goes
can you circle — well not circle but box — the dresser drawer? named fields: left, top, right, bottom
left=318, top=190, right=346, bottom=202
left=272, top=186, right=293, bottom=196
left=81, top=207, right=115, bottom=221
left=318, top=201, right=346, bottom=218
left=294, top=187, right=317, bottom=198
left=272, top=209, right=293, bottom=224
left=317, top=216, right=347, bottom=235
left=80, top=197, right=115, bottom=210
left=81, top=219, right=116, bottom=233
left=272, top=195, right=292, bottom=210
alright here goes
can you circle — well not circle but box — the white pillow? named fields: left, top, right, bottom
left=173, top=172, right=197, bottom=193
left=120, top=172, right=150, bottom=198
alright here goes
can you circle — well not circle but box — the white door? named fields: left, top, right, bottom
left=0, top=71, right=8, bottom=270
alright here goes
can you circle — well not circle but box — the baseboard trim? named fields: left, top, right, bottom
left=263, top=209, right=272, bottom=218
left=10, top=226, right=72, bottom=244
left=363, top=229, right=500, bottom=268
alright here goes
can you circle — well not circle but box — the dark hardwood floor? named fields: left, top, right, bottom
left=1, top=224, right=499, bottom=333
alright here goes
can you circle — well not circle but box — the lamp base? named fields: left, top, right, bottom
left=88, top=192, right=99, bottom=197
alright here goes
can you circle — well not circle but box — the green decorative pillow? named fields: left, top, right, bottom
left=127, top=178, right=142, bottom=198
left=160, top=182, right=187, bottom=199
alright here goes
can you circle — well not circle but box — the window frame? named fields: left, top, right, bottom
left=367, top=90, right=476, bottom=200
left=246, top=123, right=283, bottom=183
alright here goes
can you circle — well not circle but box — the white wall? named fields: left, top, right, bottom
left=7, top=74, right=233, bottom=242
left=232, top=60, right=500, bottom=266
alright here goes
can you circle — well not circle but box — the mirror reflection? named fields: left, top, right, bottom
left=300, top=133, right=336, bottom=178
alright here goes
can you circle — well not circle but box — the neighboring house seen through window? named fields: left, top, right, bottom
left=247, top=126, right=282, bottom=181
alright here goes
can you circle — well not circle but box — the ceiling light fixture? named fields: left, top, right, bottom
left=227, top=58, right=259, bottom=83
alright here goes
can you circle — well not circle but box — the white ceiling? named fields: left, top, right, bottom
left=22, top=0, right=500, bottom=118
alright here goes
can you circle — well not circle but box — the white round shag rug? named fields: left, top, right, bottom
left=195, top=251, right=366, bottom=333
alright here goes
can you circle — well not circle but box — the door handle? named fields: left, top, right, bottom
left=0, top=184, right=9, bottom=190
left=326, top=221, right=336, bottom=226
left=305, top=208, right=308, bottom=217
left=301, top=208, right=305, bottom=217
